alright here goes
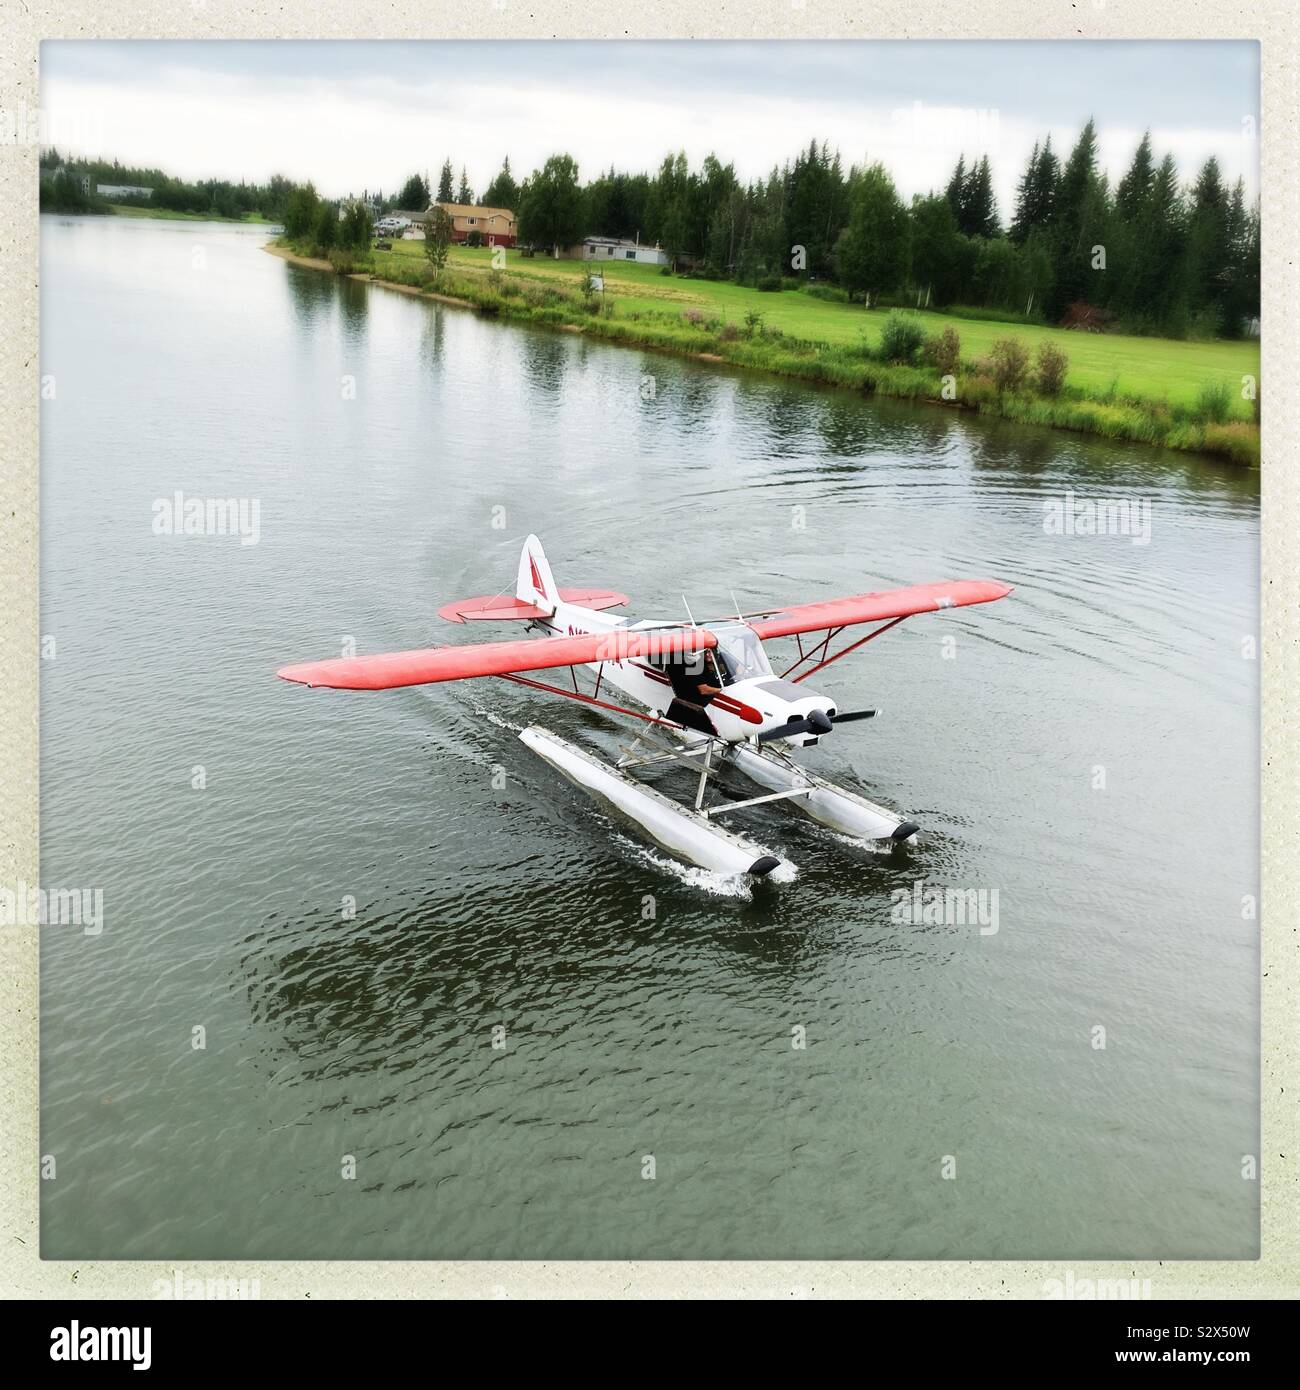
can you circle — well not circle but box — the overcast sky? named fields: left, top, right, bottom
left=41, top=41, right=1259, bottom=213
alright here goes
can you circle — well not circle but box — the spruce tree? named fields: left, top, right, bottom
left=1047, top=119, right=1102, bottom=318
left=1009, top=138, right=1058, bottom=244
left=1218, top=177, right=1254, bottom=335
left=1009, top=141, right=1040, bottom=244
left=1133, top=153, right=1189, bottom=332
left=945, top=155, right=967, bottom=228
left=964, top=155, right=999, bottom=237
left=483, top=157, right=519, bottom=211
left=1186, top=156, right=1231, bottom=324
left=1115, top=132, right=1155, bottom=221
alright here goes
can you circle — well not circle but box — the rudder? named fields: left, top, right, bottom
left=516, top=535, right=559, bottom=613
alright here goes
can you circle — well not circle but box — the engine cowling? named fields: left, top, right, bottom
left=705, top=676, right=837, bottom=746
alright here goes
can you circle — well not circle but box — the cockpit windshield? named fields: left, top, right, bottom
left=711, top=625, right=773, bottom=685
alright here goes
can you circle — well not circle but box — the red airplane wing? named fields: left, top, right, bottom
left=278, top=626, right=715, bottom=690
left=748, top=580, right=1012, bottom=640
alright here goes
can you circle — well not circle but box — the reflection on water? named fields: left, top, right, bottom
left=40, top=215, right=1258, bottom=1260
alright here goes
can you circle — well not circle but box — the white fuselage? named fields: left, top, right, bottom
left=509, top=536, right=918, bottom=850
left=530, top=598, right=838, bottom=747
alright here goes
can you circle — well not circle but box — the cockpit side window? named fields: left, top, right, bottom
left=712, top=628, right=773, bottom=685
left=646, top=629, right=768, bottom=687
left=650, top=647, right=715, bottom=681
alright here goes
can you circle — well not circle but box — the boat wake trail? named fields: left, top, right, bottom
left=475, top=705, right=525, bottom=735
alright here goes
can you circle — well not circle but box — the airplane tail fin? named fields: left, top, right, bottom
left=516, top=534, right=559, bottom=614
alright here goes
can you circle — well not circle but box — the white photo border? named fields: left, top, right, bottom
left=2, top=3, right=1293, bottom=1299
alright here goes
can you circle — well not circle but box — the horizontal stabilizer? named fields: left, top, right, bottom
left=438, top=588, right=629, bottom=623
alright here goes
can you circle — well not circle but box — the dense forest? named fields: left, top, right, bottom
left=504, top=124, right=1259, bottom=339
left=41, top=120, right=1260, bottom=340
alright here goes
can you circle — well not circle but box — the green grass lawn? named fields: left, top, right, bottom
left=375, top=240, right=1258, bottom=420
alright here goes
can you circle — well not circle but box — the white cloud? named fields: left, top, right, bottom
left=42, top=43, right=1259, bottom=214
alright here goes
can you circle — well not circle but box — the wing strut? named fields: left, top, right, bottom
left=782, top=615, right=909, bottom=683
left=498, top=672, right=688, bottom=732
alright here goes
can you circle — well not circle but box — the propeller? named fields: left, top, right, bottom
left=755, top=708, right=878, bottom=742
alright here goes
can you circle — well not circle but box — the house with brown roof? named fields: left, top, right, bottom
left=431, top=202, right=517, bottom=248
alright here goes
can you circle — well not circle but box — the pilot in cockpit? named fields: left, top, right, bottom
left=663, top=649, right=725, bottom=733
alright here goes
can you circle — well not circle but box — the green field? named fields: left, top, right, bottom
left=373, top=240, right=1258, bottom=420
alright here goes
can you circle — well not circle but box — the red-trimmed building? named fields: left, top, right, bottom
left=432, top=202, right=518, bottom=248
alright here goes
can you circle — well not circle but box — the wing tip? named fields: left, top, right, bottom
left=956, top=580, right=1014, bottom=603
left=277, top=663, right=320, bottom=687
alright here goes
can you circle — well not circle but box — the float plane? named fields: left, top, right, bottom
left=278, top=537, right=1012, bottom=880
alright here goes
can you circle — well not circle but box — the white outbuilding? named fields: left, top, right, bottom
left=569, top=236, right=669, bottom=267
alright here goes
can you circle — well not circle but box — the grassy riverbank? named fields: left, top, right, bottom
left=273, top=238, right=1261, bottom=465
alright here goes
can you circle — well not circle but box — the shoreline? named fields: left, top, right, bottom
left=263, top=243, right=1259, bottom=467
left=108, top=205, right=276, bottom=225
left=40, top=207, right=279, bottom=226
left=262, top=243, right=474, bottom=308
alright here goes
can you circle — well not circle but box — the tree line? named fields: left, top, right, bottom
left=38, top=149, right=302, bottom=221
left=489, top=127, right=1257, bottom=338
left=43, top=121, right=1259, bottom=339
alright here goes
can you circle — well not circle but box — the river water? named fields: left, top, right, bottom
left=39, top=215, right=1259, bottom=1260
